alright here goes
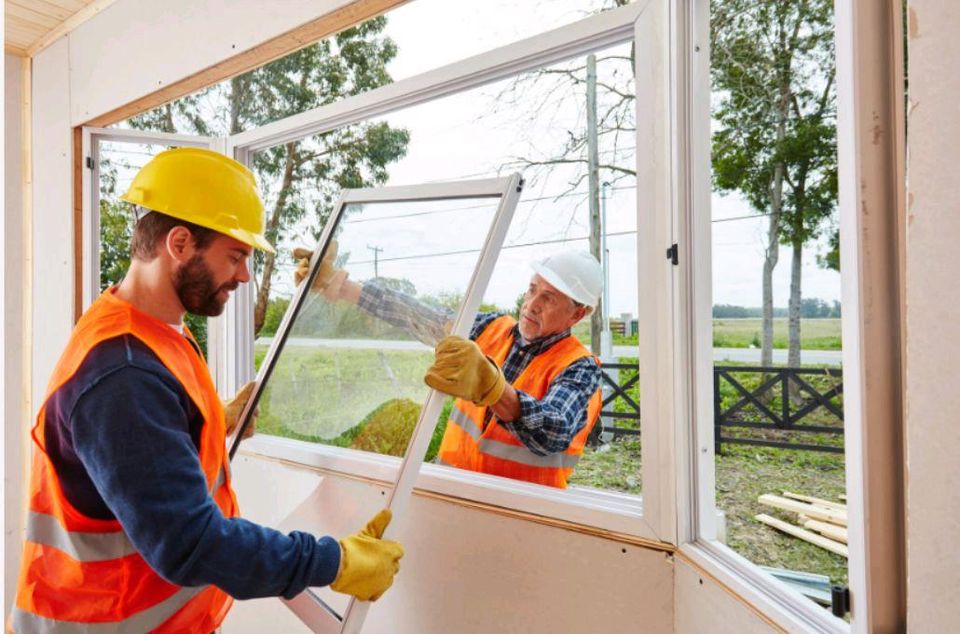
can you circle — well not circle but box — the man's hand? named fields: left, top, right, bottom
left=424, top=336, right=506, bottom=406
left=224, top=381, right=257, bottom=439
left=330, top=509, right=405, bottom=601
left=293, top=241, right=344, bottom=299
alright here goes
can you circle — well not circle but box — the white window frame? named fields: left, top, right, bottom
left=80, top=128, right=218, bottom=310
left=674, top=0, right=906, bottom=632
left=219, top=0, right=672, bottom=544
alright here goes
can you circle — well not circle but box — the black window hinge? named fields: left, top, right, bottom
left=85, top=156, right=95, bottom=170
left=666, top=243, right=679, bottom=265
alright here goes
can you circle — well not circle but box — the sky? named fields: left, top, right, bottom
left=368, top=0, right=842, bottom=313
left=105, top=0, right=842, bottom=315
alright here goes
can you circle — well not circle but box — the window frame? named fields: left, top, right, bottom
left=676, top=0, right=906, bottom=632
left=217, top=0, right=671, bottom=544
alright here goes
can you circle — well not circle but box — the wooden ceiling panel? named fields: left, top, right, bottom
left=5, top=0, right=112, bottom=57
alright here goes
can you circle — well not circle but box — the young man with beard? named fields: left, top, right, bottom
left=296, top=245, right=604, bottom=489
left=12, top=148, right=403, bottom=633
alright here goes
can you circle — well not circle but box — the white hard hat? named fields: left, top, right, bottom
left=530, top=251, right=603, bottom=310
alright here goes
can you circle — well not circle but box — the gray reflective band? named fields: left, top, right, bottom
left=447, top=407, right=481, bottom=441
left=11, top=585, right=205, bottom=633
left=212, top=465, right=226, bottom=492
left=447, top=407, right=580, bottom=470
left=478, top=438, right=581, bottom=469
left=25, top=511, right=136, bottom=562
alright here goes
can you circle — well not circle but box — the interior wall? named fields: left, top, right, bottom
left=3, top=52, right=26, bottom=613
left=904, top=1, right=960, bottom=630
left=67, top=0, right=356, bottom=125
left=225, top=454, right=675, bottom=634
left=673, top=558, right=776, bottom=634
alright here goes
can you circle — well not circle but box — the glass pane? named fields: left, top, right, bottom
left=255, top=195, right=502, bottom=458
left=710, top=0, right=846, bottom=613
left=251, top=41, right=640, bottom=495
left=97, top=140, right=210, bottom=355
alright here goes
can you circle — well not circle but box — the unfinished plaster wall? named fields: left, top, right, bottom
left=904, top=1, right=960, bottom=630
left=4, top=52, right=26, bottom=614
left=224, top=455, right=675, bottom=634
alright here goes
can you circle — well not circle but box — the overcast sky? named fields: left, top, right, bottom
left=106, top=0, right=841, bottom=315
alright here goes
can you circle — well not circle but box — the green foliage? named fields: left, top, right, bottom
left=125, top=15, right=410, bottom=335
left=260, top=297, right=291, bottom=336
left=350, top=398, right=423, bottom=457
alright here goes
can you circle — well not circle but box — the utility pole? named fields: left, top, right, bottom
left=367, top=244, right=383, bottom=278
left=586, top=53, right=602, bottom=356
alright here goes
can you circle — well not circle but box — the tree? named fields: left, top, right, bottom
left=711, top=0, right=837, bottom=368
left=128, top=16, right=409, bottom=335
left=490, top=0, right=634, bottom=353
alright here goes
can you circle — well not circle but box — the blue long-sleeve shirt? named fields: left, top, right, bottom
left=357, top=282, right=602, bottom=455
left=44, top=334, right=341, bottom=600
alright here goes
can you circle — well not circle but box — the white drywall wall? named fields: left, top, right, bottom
left=674, top=558, right=775, bottom=634
left=67, top=0, right=355, bottom=126
left=224, top=454, right=675, bottom=634
left=905, top=2, right=960, bottom=630
left=3, top=52, right=26, bottom=617
left=30, top=38, right=74, bottom=412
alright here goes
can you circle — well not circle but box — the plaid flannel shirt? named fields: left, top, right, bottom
left=358, top=281, right=601, bottom=456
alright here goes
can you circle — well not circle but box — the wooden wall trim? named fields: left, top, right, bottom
left=73, top=127, right=83, bottom=323
left=83, top=0, right=410, bottom=129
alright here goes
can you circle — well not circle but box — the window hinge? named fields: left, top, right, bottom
left=666, top=243, right=679, bottom=265
left=85, top=156, right=95, bottom=170
left=831, top=585, right=850, bottom=618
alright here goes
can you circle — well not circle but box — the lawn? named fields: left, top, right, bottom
left=608, top=318, right=842, bottom=350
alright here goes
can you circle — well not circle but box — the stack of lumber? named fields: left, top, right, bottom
left=755, top=491, right=848, bottom=558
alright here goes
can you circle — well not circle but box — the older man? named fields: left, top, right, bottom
left=297, top=247, right=603, bottom=488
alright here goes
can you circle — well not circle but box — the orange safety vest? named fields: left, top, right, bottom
left=437, top=315, right=602, bottom=488
left=12, top=289, right=239, bottom=633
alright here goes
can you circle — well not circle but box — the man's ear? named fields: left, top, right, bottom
left=165, top=226, right=195, bottom=264
left=571, top=303, right=590, bottom=324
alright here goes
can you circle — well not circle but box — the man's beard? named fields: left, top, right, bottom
left=174, top=254, right=238, bottom=317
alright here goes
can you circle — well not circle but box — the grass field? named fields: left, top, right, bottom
left=605, top=318, right=842, bottom=350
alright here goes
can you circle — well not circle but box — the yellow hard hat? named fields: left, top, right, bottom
left=121, top=147, right=275, bottom=253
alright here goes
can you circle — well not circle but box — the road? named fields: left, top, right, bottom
left=257, top=337, right=842, bottom=366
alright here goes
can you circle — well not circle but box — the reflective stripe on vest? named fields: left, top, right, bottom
left=437, top=315, right=601, bottom=488
left=24, top=465, right=229, bottom=563
left=13, top=290, right=237, bottom=633
left=11, top=585, right=204, bottom=633
left=447, top=407, right=581, bottom=469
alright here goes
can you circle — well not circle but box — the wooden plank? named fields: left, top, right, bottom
left=803, top=519, right=848, bottom=544
left=27, top=0, right=118, bottom=57
left=6, top=3, right=64, bottom=30
left=782, top=491, right=847, bottom=510
left=73, top=126, right=83, bottom=323
left=8, top=0, right=76, bottom=22
left=84, top=0, right=410, bottom=127
left=5, top=44, right=30, bottom=57
left=758, top=494, right=848, bottom=526
left=755, top=514, right=849, bottom=558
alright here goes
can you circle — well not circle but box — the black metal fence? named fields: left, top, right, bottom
left=714, top=365, right=844, bottom=453
left=589, top=362, right=641, bottom=444
left=591, top=363, right=844, bottom=453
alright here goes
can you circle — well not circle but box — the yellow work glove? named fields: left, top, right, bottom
left=293, top=240, right=342, bottom=293
left=330, top=509, right=405, bottom=602
left=224, top=381, right=257, bottom=439
left=424, top=335, right=506, bottom=407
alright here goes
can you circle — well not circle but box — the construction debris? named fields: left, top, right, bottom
left=755, top=491, right=848, bottom=557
